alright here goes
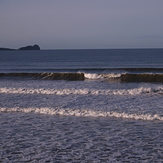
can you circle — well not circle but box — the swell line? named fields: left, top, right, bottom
left=1, top=72, right=163, bottom=83
left=0, top=72, right=84, bottom=81
left=0, top=107, right=163, bottom=121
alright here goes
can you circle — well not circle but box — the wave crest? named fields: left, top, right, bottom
left=84, top=73, right=122, bottom=80
left=1, top=72, right=163, bottom=83
left=1, top=107, right=163, bottom=121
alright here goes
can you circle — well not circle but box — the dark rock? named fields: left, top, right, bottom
left=0, top=44, right=40, bottom=51
left=18, top=44, right=40, bottom=50
left=0, top=47, right=15, bottom=51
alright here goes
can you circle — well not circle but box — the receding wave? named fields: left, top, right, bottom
left=0, top=107, right=163, bottom=121
left=1, top=72, right=163, bottom=82
left=1, top=87, right=163, bottom=95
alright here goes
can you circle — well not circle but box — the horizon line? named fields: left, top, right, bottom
left=41, top=47, right=163, bottom=50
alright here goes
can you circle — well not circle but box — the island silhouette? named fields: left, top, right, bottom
left=0, top=44, right=40, bottom=51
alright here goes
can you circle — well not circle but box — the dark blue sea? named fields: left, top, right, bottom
left=1, top=49, right=163, bottom=73
left=0, top=49, right=163, bottom=162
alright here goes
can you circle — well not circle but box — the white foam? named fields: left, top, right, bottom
left=84, top=73, right=102, bottom=79
left=101, top=73, right=123, bottom=79
left=1, top=107, right=163, bottom=121
left=84, top=73, right=123, bottom=80
left=1, top=86, right=163, bottom=95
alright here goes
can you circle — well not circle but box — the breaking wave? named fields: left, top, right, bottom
left=0, top=72, right=163, bottom=83
left=1, top=86, right=163, bottom=95
left=0, top=107, right=163, bottom=121
left=84, top=73, right=122, bottom=80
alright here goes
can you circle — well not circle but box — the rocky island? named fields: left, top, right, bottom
left=0, top=44, right=40, bottom=51
left=18, top=45, right=40, bottom=50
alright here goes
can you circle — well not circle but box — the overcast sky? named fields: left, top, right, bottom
left=0, top=0, right=163, bottom=49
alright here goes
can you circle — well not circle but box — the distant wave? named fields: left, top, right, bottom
left=0, top=72, right=163, bottom=83
left=1, top=107, right=163, bottom=121
left=1, top=86, right=163, bottom=95
left=0, top=72, right=84, bottom=81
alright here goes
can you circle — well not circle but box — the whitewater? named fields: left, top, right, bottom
left=1, top=78, right=163, bottom=162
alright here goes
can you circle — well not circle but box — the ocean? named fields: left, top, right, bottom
left=0, top=49, right=163, bottom=162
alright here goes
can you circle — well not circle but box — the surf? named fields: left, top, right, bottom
left=1, top=86, right=163, bottom=95
left=1, top=72, right=163, bottom=83
left=1, top=107, right=163, bottom=121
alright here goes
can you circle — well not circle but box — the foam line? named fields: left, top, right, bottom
left=84, top=73, right=122, bottom=79
left=1, top=107, right=163, bottom=121
left=1, top=87, right=163, bottom=95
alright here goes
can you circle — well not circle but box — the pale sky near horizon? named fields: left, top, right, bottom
left=0, top=0, right=163, bottom=49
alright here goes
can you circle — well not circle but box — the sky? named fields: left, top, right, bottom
left=0, top=0, right=163, bottom=49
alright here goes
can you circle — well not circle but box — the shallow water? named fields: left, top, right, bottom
left=1, top=79, right=163, bottom=120
left=0, top=113, right=163, bottom=162
left=0, top=79, right=163, bottom=162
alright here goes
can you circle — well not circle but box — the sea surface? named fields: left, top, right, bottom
left=0, top=49, right=163, bottom=162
